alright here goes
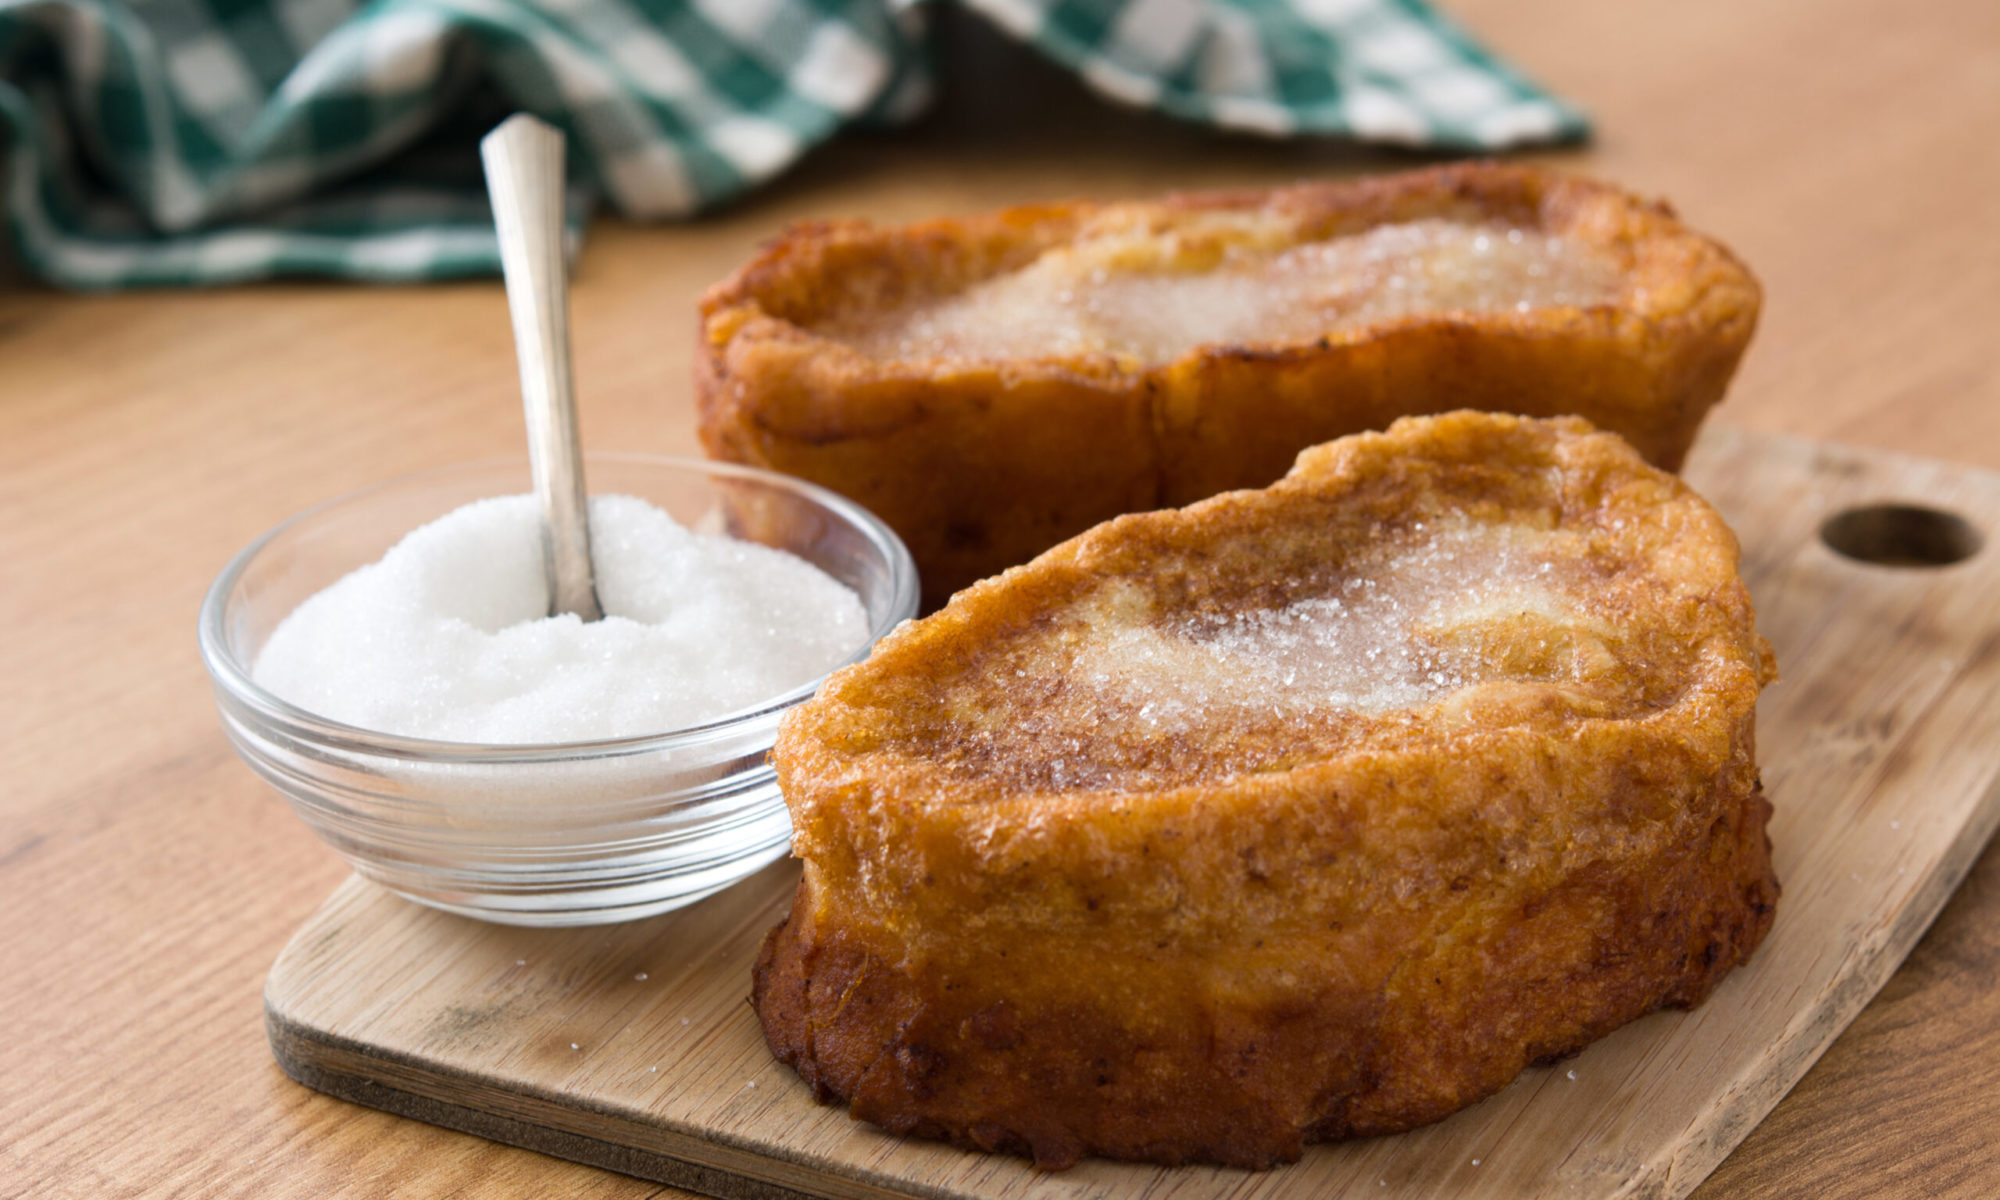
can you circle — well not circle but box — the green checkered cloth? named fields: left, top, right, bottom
left=0, top=0, right=1587, bottom=288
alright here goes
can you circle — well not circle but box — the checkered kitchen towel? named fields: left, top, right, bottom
left=0, top=0, right=1588, bottom=288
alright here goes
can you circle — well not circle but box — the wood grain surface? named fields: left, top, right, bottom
left=257, top=429, right=2000, bottom=1200
left=3, top=1, right=1998, bottom=1197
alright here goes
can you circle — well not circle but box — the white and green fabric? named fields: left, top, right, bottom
left=0, top=0, right=1588, bottom=288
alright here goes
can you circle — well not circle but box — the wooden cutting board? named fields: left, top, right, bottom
left=264, top=426, right=2000, bottom=1200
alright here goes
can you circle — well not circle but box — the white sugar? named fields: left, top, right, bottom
left=1063, top=518, right=1572, bottom=731
left=252, top=494, right=867, bottom=743
left=834, top=219, right=1621, bottom=365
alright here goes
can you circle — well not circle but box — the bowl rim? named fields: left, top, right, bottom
left=197, top=451, right=918, bottom=764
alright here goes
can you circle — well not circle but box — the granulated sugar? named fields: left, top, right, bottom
left=835, top=219, right=1621, bottom=365
left=253, top=494, right=866, bottom=743
left=1062, top=518, right=1575, bottom=734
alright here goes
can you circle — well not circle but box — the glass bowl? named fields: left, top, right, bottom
left=198, top=454, right=918, bottom=926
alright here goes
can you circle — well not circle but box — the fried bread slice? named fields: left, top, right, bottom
left=699, top=164, right=1762, bottom=607
left=754, top=412, right=1778, bottom=1169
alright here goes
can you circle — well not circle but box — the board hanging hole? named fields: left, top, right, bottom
left=1820, top=504, right=1981, bottom=567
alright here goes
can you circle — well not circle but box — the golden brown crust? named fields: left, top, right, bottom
left=753, top=413, right=1778, bottom=1170
left=698, top=165, right=1762, bottom=608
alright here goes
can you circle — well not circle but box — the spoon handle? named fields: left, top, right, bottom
left=482, top=114, right=603, bottom=622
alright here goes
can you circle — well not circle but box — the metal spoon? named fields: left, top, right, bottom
left=481, top=114, right=603, bottom=622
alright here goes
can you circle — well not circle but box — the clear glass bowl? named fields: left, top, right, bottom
left=198, top=454, right=918, bottom=926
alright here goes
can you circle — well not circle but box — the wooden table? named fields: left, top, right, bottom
left=3, top=1, right=1996, bottom=1196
